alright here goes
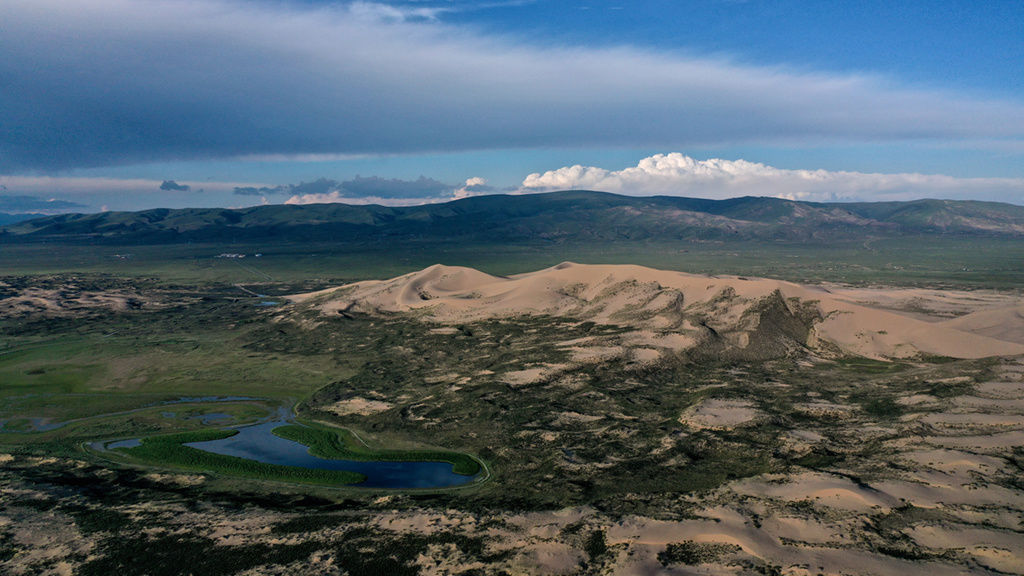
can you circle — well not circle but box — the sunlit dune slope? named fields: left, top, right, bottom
left=291, top=263, right=1024, bottom=360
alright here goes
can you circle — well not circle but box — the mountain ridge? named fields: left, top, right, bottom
left=3, top=191, right=1023, bottom=243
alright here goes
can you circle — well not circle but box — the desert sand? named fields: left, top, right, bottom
left=291, top=263, right=1024, bottom=360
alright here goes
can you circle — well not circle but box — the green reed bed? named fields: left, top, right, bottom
left=272, top=424, right=481, bottom=476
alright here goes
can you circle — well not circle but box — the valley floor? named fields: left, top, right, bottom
left=1, top=268, right=1022, bottom=575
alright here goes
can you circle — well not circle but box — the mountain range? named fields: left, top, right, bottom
left=3, top=191, right=1023, bottom=244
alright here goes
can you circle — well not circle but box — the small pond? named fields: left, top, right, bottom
left=191, top=412, right=233, bottom=425
left=184, top=420, right=478, bottom=489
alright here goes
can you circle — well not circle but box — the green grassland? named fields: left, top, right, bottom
left=0, top=273, right=486, bottom=487
left=1, top=235, right=1022, bottom=288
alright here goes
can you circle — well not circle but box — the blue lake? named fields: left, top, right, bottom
left=107, top=438, right=142, bottom=449
left=184, top=421, right=478, bottom=489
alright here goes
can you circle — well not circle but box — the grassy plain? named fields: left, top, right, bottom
left=1, top=236, right=1022, bottom=287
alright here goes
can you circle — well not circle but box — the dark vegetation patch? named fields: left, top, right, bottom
left=65, top=505, right=133, bottom=534
left=928, top=379, right=975, bottom=398
left=78, top=533, right=324, bottom=576
left=792, top=449, right=844, bottom=470
left=858, top=396, right=904, bottom=419
left=862, top=504, right=951, bottom=561
left=583, top=529, right=608, bottom=561
left=0, top=530, right=16, bottom=562
left=657, top=540, right=742, bottom=566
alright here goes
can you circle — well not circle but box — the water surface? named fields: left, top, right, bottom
left=185, top=420, right=477, bottom=489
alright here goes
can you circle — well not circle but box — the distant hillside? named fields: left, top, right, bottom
left=3, top=191, right=1023, bottom=244
left=0, top=212, right=45, bottom=227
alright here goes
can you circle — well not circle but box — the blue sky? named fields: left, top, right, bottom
left=1, top=0, right=1023, bottom=212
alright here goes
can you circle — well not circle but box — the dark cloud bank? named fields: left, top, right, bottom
left=159, top=180, right=191, bottom=192
left=0, top=194, right=86, bottom=213
left=2, top=0, right=1022, bottom=172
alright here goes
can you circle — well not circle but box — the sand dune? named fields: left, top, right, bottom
left=291, top=263, right=1024, bottom=360
left=938, top=304, right=1024, bottom=345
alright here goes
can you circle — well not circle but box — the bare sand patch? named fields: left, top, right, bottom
left=924, top=429, right=1024, bottom=452
left=681, top=399, right=760, bottom=430
left=564, top=345, right=622, bottom=363
left=324, top=397, right=393, bottom=416
left=502, top=364, right=568, bottom=387
left=759, top=515, right=844, bottom=544
left=822, top=285, right=1021, bottom=322
left=899, top=393, right=939, bottom=406
left=787, top=430, right=824, bottom=443
left=731, top=472, right=898, bottom=512
left=516, top=542, right=583, bottom=574
left=502, top=367, right=547, bottom=387
left=142, top=473, right=206, bottom=486
left=901, top=449, right=1006, bottom=475
left=630, top=348, right=661, bottom=362
left=554, top=411, right=603, bottom=425
left=0, top=286, right=158, bottom=318
left=918, top=412, right=1024, bottom=431
left=969, top=546, right=1024, bottom=574
left=908, top=525, right=1024, bottom=572
left=794, top=402, right=855, bottom=420
left=973, top=381, right=1024, bottom=399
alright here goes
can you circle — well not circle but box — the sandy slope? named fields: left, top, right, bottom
left=938, top=304, right=1024, bottom=345
left=291, top=263, right=1024, bottom=360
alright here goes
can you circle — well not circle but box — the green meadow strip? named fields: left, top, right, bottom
left=117, top=429, right=365, bottom=486
left=273, top=424, right=481, bottom=476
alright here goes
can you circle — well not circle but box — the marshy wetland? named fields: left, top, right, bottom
left=1, top=252, right=1023, bottom=575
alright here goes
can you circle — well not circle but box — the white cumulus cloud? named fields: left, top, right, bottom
left=452, top=177, right=492, bottom=200
left=520, top=153, right=1024, bottom=203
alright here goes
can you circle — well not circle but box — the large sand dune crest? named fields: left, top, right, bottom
left=291, top=263, right=1024, bottom=360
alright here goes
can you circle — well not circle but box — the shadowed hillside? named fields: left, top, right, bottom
left=4, top=191, right=1023, bottom=244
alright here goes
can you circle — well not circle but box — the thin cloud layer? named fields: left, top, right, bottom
left=236, top=176, right=454, bottom=200
left=0, top=175, right=266, bottom=211
left=521, top=153, right=1024, bottom=203
left=2, top=0, right=1022, bottom=172
left=282, top=176, right=490, bottom=205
